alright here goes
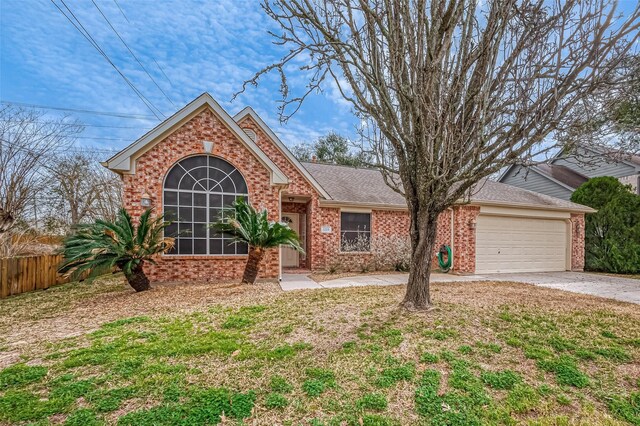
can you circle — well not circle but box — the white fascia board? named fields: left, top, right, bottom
left=103, top=93, right=288, bottom=185
left=233, top=106, right=332, bottom=200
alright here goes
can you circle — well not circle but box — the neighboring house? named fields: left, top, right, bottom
left=498, top=145, right=640, bottom=200
left=103, top=93, right=593, bottom=282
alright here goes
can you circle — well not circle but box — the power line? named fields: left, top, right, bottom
left=153, top=58, right=174, bottom=87
left=108, top=0, right=176, bottom=89
left=112, top=0, right=129, bottom=23
left=4, top=118, right=151, bottom=130
left=74, top=136, right=130, bottom=141
left=50, top=0, right=165, bottom=120
left=1, top=100, right=158, bottom=120
left=91, top=0, right=176, bottom=107
left=54, top=0, right=164, bottom=119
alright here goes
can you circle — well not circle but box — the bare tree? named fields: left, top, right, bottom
left=0, top=106, right=80, bottom=234
left=46, top=152, right=123, bottom=228
left=45, top=152, right=123, bottom=230
left=240, top=0, right=640, bottom=309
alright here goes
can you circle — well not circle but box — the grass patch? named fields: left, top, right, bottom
left=537, top=355, right=590, bottom=388
left=357, top=393, right=388, bottom=411
left=0, top=363, right=47, bottom=389
left=481, top=370, right=522, bottom=390
left=374, top=361, right=415, bottom=388
left=265, top=392, right=288, bottom=409
left=117, top=387, right=256, bottom=425
left=608, top=391, right=640, bottom=424
left=1, top=277, right=639, bottom=424
left=269, top=375, right=293, bottom=393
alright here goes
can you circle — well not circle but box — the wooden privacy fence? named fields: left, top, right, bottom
left=0, top=254, right=69, bottom=299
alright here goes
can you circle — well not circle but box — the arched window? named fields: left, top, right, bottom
left=163, top=155, right=249, bottom=255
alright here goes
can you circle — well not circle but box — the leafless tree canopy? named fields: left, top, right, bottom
left=243, top=0, right=640, bottom=309
left=45, top=152, right=123, bottom=229
left=0, top=106, right=80, bottom=233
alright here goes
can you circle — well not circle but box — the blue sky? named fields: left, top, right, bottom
left=0, top=0, right=357, bottom=158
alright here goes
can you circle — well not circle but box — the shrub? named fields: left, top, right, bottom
left=571, top=177, right=640, bottom=273
left=370, top=235, right=411, bottom=271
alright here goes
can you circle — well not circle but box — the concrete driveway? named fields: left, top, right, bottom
left=281, top=271, right=640, bottom=304
left=482, top=272, right=640, bottom=304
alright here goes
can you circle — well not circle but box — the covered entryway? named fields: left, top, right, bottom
left=281, top=213, right=300, bottom=267
left=475, top=213, right=569, bottom=274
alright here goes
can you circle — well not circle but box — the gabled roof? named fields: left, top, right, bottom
left=551, top=144, right=640, bottom=170
left=102, top=93, right=288, bottom=185
left=304, top=162, right=595, bottom=213
left=233, top=107, right=331, bottom=199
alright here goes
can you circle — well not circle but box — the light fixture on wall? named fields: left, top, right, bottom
left=288, top=197, right=295, bottom=202
left=203, top=140, right=214, bottom=153
left=141, top=192, right=152, bottom=207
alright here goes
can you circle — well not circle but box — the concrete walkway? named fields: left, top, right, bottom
left=280, top=271, right=640, bottom=304
left=280, top=272, right=480, bottom=291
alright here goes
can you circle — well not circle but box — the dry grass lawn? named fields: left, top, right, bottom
left=0, top=274, right=639, bottom=425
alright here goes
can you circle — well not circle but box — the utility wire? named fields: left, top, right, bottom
left=109, top=0, right=176, bottom=89
left=3, top=118, right=151, bottom=129
left=112, top=0, right=129, bottom=23
left=1, top=100, right=157, bottom=120
left=91, top=0, right=176, bottom=107
left=153, top=58, right=174, bottom=87
left=50, top=0, right=165, bottom=120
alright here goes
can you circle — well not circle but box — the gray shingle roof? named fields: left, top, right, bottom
left=302, top=162, right=594, bottom=212
left=302, top=162, right=406, bottom=206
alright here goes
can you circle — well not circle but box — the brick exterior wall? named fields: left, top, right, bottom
left=120, top=104, right=588, bottom=282
left=307, top=206, right=474, bottom=273
left=570, top=213, right=586, bottom=271
left=121, top=108, right=281, bottom=282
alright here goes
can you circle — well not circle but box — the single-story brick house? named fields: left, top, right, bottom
left=103, top=93, right=594, bottom=282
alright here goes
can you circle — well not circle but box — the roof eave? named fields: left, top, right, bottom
left=104, top=93, right=289, bottom=186
left=318, top=199, right=407, bottom=211
left=233, top=106, right=332, bottom=199
left=468, top=199, right=596, bottom=214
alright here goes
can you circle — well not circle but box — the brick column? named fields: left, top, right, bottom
left=570, top=213, right=586, bottom=271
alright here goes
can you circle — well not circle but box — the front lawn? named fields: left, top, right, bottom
left=0, top=276, right=639, bottom=425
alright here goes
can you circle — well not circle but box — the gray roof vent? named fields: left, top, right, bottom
left=243, top=128, right=257, bottom=142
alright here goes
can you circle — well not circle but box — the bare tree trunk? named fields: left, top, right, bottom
left=402, top=206, right=439, bottom=310
left=242, top=247, right=265, bottom=284
left=124, top=263, right=151, bottom=292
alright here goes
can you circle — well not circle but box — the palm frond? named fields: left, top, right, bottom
left=59, top=208, right=172, bottom=279
left=210, top=198, right=304, bottom=253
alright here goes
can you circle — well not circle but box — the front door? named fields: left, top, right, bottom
left=281, top=213, right=299, bottom=267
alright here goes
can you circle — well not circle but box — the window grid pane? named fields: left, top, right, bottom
left=340, top=212, right=371, bottom=252
left=164, top=156, right=248, bottom=256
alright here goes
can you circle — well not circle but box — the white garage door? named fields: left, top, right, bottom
left=475, top=215, right=568, bottom=273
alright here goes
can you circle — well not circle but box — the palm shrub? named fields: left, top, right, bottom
left=59, top=208, right=174, bottom=292
left=212, top=198, right=303, bottom=284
